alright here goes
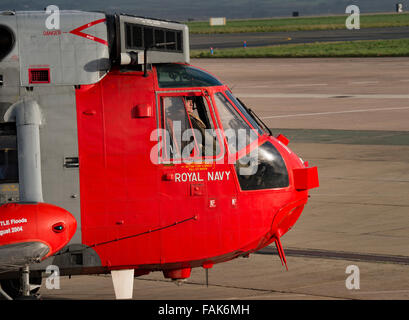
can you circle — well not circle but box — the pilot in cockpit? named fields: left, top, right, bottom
left=164, top=96, right=218, bottom=158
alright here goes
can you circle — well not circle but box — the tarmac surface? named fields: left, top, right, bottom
left=190, top=27, right=409, bottom=49
left=39, top=57, right=409, bottom=300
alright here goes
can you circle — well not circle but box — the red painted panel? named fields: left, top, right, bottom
left=76, top=71, right=161, bottom=267
left=293, top=166, right=320, bottom=191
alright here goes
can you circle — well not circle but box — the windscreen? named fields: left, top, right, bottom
left=156, top=64, right=223, bottom=88
left=213, top=92, right=259, bottom=154
left=224, top=91, right=263, bottom=135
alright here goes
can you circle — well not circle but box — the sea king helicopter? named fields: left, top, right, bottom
left=0, top=9, right=318, bottom=299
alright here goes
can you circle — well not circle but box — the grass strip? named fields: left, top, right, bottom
left=188, top=13, right=409, bottom=34
left=191, top=38, right=409, bottom=58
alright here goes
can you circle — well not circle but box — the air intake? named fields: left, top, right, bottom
left=125, top=23, right=183, bottom=53
left=29, top=69, right=50, bottom=84
left=119, top=15, right=189, bottom=64
left=0, top=25, right=14, bottom=61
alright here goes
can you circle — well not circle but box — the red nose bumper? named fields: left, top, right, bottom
left=293, top=166, right=319, bottom=191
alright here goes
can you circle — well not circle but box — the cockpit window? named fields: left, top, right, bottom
left=156, top=64, right=223, bottom=88
left=235, top=141, right=289, bottom=191
left=224, top=91, right=263, bottom=135
left=163, top=96, right=192, bottom=159
left=214, top=92, right=258, bottom=154
left=161, top=95, right=221, bottom=160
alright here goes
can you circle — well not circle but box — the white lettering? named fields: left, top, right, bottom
left=345, top=265, right=360, bottom=290
left=11, top=226, right=23, bottom=233
left=208, top=172, right=214, bottom=181
left=45, top=5, right=60, bottom=30
left=11, top=218, right=27, bottom=225
left=45, top=265, right=60, bottom=290
left=158, top=304, right=192, bottom=317
left=202, top=304, right=250, bottom=315
left=0, top=228, right=11, bottom=236
left=346, top=5, right=360, bottom=30
left=225, top=171, right=231, bottom=180
left=150, top=129, right=164, bottom=165
left=173, top=171, right=232, bottom=183
left=0, top=220, right=10, bottom=226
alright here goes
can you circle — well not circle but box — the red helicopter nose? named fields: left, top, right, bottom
left=270, top=136, right=319, bottom=237
left=259, top=135, right=319, bottom=270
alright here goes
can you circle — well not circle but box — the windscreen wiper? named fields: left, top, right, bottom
left=236, top=98, right=273, bottom=136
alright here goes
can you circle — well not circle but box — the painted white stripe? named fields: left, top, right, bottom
left=352, top=289, right=409, bottom=295
left=349, top=81, right=379, bottom=85
left=236, top=93, right=409, bottom=99
left=286, top=83, right=328, bottom=87
left=261, top=107, right=409, bottom=119
left=245, top=85, right=271, bottom=88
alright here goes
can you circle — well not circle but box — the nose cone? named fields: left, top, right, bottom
left=267, top=135, right=319, bottom=239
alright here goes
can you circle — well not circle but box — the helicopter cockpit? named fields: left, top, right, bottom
left=155, top=63, right=290, bottom=191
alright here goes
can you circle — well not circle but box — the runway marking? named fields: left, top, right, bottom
left=286, top=83, right=328, bottom=87
left=352, top=289, right=409, bottom=295
left=349, top=81, right=379, bottom=85
left=260, top=107, right=409, bottom=119
left=237, top=93, right=409, bottom=99
left=244, top=85, right=271, bottom=88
